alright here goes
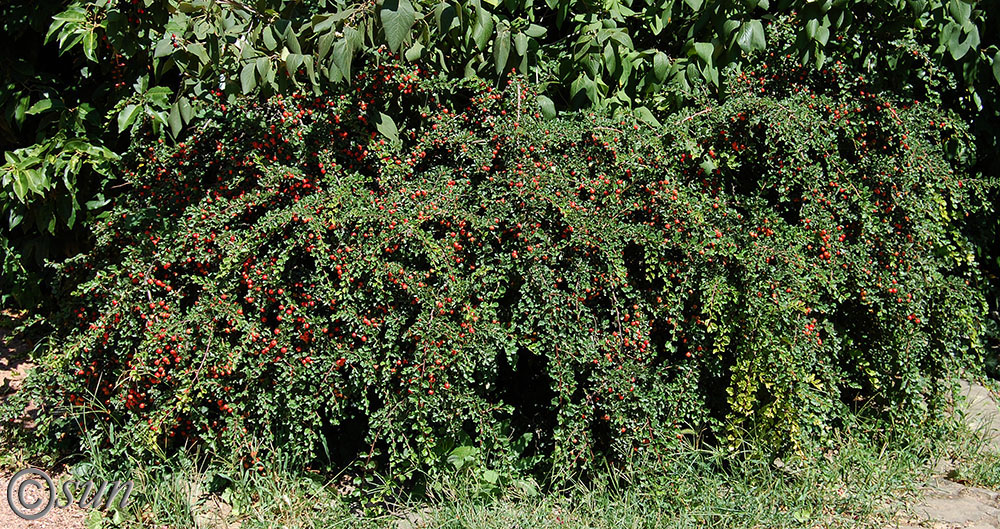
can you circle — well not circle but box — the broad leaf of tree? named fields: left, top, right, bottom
left=380, top=0, right=416, bottom=53
left=240, top=62, right=257, bottom=94
left=117, top=104, right=141, bottom=132
left=536, top=95, right=556, bottom=119
left=494, top=27, right=510, bottom=74
left=653, top=52, right=669, bottom=82
left=736, top=20, right=766, bottom=52
left=472, top=5, right=494, bottom=50
left=375, top=112, right=399, bottom=143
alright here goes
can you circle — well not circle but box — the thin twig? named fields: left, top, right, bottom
left=676, top=107, right=712, bottom=125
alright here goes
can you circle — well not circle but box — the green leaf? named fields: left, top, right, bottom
left=375, top=112, right=398, bottom=143
left=312, top=11, right=352, bottom=34
left=603, top=42, right=617, bottom=75
left=815, top=25, right=830, bottom=46
left=154, top=38, right=174, bottom=58
left=285, top=28, right=302, bottom=55
left=514, top=32, right=528, bottom=56
left=52, top=7, right=87, bottom=23
left=380, top=0, right=416, bottom=53
left=117, top=104, right=141, bottom=132
left=472, top=5, right=494, bottom=50
left=26, top=100, right=56, bottom=115
left=85, top=194, right=110, bottom=210
left=805, top=19, right=819, bottom=39
left=240, top=62, right=257, bottom=94
left=524, top=24, right=546, bottom=38
left=635, top=106, right=660, bottom=127
left=736, top=20, right=766, bottom=52
left=992, top=51, right=1000, bottom=84
left=435, top=1, right=458, bottom=32
left=168, top=103, right=183, bottom=137
left=653, top=51, right=669, bottom=82
left=494, top=27, right=510, bottom=74
left=187, top=43, right=210, bottom=64
left=948, top=0, right=971, bottom=24
left=82, top=31, right=97, bottom=62
left=285, top=53, right=304, bottom=77
left=684, top=0, right=703, bottom=10
left=262, top=26, right=278, bottom=51
left=405, top=41, right=424, bottom=61
left=145, top=86, right=173, bottom=108
left=14, top=96, right=29, bottom=125
left=256, top=57, right=272, bottom=80
left=333, top=40, right=353, bottom=77
left=318, top=31, right=335, bottom=60
left=178, top=97, right=193, bottom=124
left=693, top=42, right=715, bottom=63
left=536, top=95, right=556, bottom=119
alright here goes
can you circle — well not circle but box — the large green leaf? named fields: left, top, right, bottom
left=494, top=27, right=511, bottom=74
left=168, top=103, right=183, bottom=137
left=736, top=20, right=766, bottom=52
left=472, top=5, right=494, bottom=50
left=117, top=104, right=141, bottom=132
left=536, top=95, right=556, bottom=119
left=375, top=112, right=399, bottom=143
left=693, top=42, right=715, bottom=63
left=380, top=0, right=416, bottom=53
left=653, top=51, right=669, bottom=82
left=993, top=51, right=1000, bottom=84
left=240, top=62, right=257, bottom=93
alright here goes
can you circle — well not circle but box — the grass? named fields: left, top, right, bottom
left=39, top=418, right=949, bottom=529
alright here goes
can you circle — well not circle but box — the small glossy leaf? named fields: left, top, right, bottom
left=26, top=100, right=56, bottom=115
left=82, top=31, right=97, bottom=62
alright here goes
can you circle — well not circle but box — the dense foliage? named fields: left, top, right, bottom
left=3, top=1, right=999, bottom=320
left=4, top=53, right=985, bottom=495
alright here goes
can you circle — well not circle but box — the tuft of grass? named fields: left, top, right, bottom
left=60, top=420, right=943, bottom=529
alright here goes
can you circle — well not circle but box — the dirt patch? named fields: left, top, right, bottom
left=890, top=381, right=1000, bottom=529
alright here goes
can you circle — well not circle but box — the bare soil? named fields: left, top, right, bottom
left=890, top=381, right=1000, bottom=529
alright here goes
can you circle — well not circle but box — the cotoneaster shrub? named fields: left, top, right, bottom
left=6, top=53, right=985, bottom=493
